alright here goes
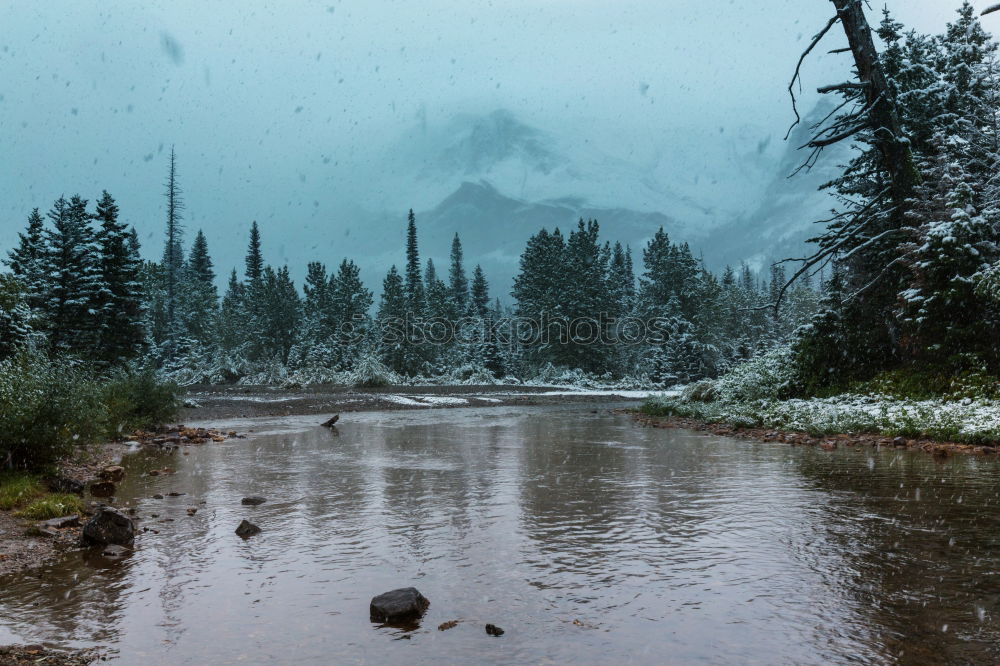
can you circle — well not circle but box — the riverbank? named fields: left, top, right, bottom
left=632, top=410, right=998, bottom=457
left=180, top=384, right=662, bottom=421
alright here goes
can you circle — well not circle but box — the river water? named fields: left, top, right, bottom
left=1, top=405, right=999, bottom=664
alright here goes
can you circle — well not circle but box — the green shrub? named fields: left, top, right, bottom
left=0, top=350, right=180, bottom=470
left=101, top=367, right=180, bottom=436
left=15, top=493, right=85, bottom=520
left=0, top=350, right=108, bottom=470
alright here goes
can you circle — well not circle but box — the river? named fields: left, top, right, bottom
left=1, top=404, right=999, bottom=664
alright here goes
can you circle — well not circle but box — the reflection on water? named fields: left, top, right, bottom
left=2, top=405, right=1000, bottom=664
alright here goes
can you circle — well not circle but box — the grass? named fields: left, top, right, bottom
left=15, top=493, right=85, bottom=520
left=0, top=472, right=47, bottom=511
left=0, top=472, right=85, bottom=520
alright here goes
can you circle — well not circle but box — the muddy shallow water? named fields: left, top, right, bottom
left=2, top=405, right=1000, bottom=664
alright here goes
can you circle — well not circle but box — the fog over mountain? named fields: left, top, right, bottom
left=0, top=1, right=965, bottom=295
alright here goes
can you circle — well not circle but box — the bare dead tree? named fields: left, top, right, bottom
left=774, top=0, right=920, bottom=311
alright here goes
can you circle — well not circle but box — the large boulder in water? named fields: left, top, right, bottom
left=369, top=587, right=429, bottom=623
left=81, top=506, right=135, bottom=547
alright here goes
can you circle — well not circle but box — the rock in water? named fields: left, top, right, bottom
left=89, top=481, right=116, bottom=498
left=241, top=496, right=267, bottom=506
left=321, top=415, right=340, bottom=428
left=47, top=475, right=85, bottom=495
left=485, top=624, right=505, bottom=637
left=81, top=506, right=135, bottom=547
left=235, top=520, right=261, bottom=538
left=100, top=466, right=126, bottom=482
left=369, top=587, right=429, bottom=623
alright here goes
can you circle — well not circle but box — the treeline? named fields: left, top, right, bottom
left=4, top=177, right=819, bottom=386
left=787, top=2, right=1000, bottom=394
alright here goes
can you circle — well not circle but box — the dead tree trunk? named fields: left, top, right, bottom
left=829, top=0, right=920, bottom=213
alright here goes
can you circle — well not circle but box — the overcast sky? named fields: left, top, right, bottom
left=0, top=0, right=980, bottom=275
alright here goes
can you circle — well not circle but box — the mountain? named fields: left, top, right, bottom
left=344, top=105, right=851, bottom=293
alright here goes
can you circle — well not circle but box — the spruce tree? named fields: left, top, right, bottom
left=404, top=209, right=424, bottom=312
left=377, top=266, right=407, bottom=372
left=43, top=195, right=100, bottom=353
left=94, top=190, right=144, bottom=362
left=5, top=208, right=48, bottom=313
left=448, top=233, right=469, bottom=317
left=178, top=229, right=219, bottom=346
left=330, top=259, right=373, bottom=362
left=162, top=147, right=185, bottom=353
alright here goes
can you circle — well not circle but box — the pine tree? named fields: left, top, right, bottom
left=404, top=209, right=424, bottom=313
left=448, top=233, right=469, bottom=317
left=5, top=208, right=48, bottom=314
left=218, top=269, right=245, bottom=353
left=178, top=229, right=219, bottom=346
left=42, top=195, right=100, bottom=353
left=377, top=265, right=407, bottom=372
left=0, top=275, right=36, bottom=360
left=898, top=133, right=999, bottom=365
left=330, top=258, right=373, bottom=363
left=245, top=221, right=264, bottom=283
left=94, top=190, right=144, bottom=362
left=470, top=265, right=490, bottom=318
left=162, top=147, right=185, bottom=353
left=242, top=222, right=267, bottom=361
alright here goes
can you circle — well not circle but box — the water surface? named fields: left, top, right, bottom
left=2, top=405, right=1000, bottom=664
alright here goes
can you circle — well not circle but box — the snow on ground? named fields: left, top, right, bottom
left=415, top=396, right=470, bottom=406
left=535, top=389, right=678, bottom=399
left=381, top=395, right=429, bottom=406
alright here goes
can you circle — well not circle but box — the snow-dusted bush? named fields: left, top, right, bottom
left=711, top=345, right=799, bottom=404
left=349, top=354, right=399, bottom=387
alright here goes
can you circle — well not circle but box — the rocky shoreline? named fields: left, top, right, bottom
left=0, top=426, right=241, bottom=578
left=631, top=411, right=998, bottom=457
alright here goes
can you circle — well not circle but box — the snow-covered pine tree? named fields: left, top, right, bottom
left=330, top=259, right=373, bottom=364
left=897, top=133, right=999, bottom=365
left=377, top=265, right=407, bottom=372
left=448, top=233, right=469, bottom=319
left=0, top=274, right=36, bottom=360
left=178, top=229, right=219, bottom=348
left=42, top=195, right=101, bottom=354
left=5, top=208, right=48, bottom=315
left=162, top=148, right=185, bottom=356
left=94, top=190, right=145, bottom=363
left=218, top=269, right=246, bottom=354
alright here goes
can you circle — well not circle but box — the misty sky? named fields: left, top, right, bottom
left=0, top=1, right=976, bottom=281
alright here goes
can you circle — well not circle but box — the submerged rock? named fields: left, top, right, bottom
left=235, top=520, right=261, bottom=538
left=241, top=496, right=267, bottom=506
left=81, top=506, right=135, bottom=547
left=101, top=544, right=131, bottom=559
left=369, top=587, right=429, bottom=623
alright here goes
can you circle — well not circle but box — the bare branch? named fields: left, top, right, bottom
left=817, top=82, right=870, bottom=94
left=828, top=47, right=852, bottom=54
left=983, top=4, right=1000, bottom=17
left=807, top=122, right=871, bottom=148
left=785, top=14, right=841, bottom=140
